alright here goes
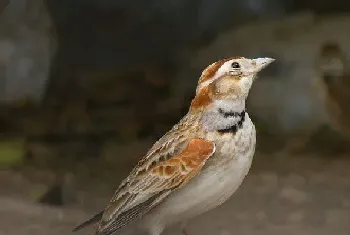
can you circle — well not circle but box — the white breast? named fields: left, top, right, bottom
left=145, top=113, right=256, bottom=227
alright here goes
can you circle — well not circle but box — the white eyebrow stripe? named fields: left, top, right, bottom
left=196, top=59, right=235, bottom=93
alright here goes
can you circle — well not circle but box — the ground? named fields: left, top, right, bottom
left=1, top=150, right=350, bottom=235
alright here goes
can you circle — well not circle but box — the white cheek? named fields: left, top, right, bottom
left=240, top=77, right=253, bottom=94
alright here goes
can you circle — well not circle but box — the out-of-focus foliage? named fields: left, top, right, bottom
left=0, top=139, right=25, bottom=168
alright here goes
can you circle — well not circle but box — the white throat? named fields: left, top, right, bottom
left=200, top=98, right=246, bottom=132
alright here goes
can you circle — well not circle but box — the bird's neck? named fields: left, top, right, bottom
left=200, top=98, right=247, bottom=133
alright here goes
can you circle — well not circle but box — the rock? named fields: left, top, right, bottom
left=37, top=183, right=63, bottom=206
left=37, top=173, right=77, bottom=207
left=0, top=0, right=56, bottom=104
left=29, top=183, right=48, bottom=201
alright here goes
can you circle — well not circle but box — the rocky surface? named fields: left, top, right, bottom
left=1, top=153, right=350, bottom=235
left=0, top=0, right=55, bottom=103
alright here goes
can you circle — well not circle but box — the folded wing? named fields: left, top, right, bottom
left=96, top=138, right=215, bottom=235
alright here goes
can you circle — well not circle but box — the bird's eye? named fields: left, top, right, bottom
left=231, top=62, right=240, bottom=69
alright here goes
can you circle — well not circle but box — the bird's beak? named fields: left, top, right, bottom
left=252, top=57, right=275, bottom=72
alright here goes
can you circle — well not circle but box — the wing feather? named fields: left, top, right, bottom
left=99, top=190, right=171, bottom=235
left=96, top=138, right=215, bottom=235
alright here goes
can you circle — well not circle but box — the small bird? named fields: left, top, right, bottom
left=73, top=57, right=274, bottom=235
left=314, top=41, right=350, bottom=140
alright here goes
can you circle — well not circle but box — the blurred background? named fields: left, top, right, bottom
left=1, top=0, right=350, bottom=234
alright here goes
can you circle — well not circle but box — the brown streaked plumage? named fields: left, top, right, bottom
left=73, top=56, right=274, bottom=235
left=150, top=138, right=215, bottom=184
left=190, top=85, right=213, bottom=110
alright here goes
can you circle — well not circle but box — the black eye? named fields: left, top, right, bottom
left=231, top=62, right=240, bottom=69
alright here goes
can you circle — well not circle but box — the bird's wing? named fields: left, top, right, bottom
left=96, top=137, right=215, bottom=235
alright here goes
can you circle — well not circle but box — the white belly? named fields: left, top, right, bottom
left=143, top=116, right=256, bottom=227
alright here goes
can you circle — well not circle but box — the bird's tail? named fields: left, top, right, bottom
left=72, top=211, right=104, bottom=232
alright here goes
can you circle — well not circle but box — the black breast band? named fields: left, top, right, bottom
left=217, top=109, right=246, bottom=134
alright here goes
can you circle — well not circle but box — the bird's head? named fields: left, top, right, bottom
left=190, top=57, right=275, bottom=111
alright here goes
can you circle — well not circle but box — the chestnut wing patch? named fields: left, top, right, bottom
left=97, top=138, right=215, bottom=235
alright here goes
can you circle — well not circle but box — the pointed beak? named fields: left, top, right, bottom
left=253, top=57, right=275, bottom=72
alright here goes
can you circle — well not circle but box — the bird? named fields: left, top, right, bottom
left=72, top=56, right=275, bottom=235
left=314, top=41, right=350, bottom=141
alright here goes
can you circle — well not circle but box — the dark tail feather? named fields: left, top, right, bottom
left=73, top=211, right=104, bottom=232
